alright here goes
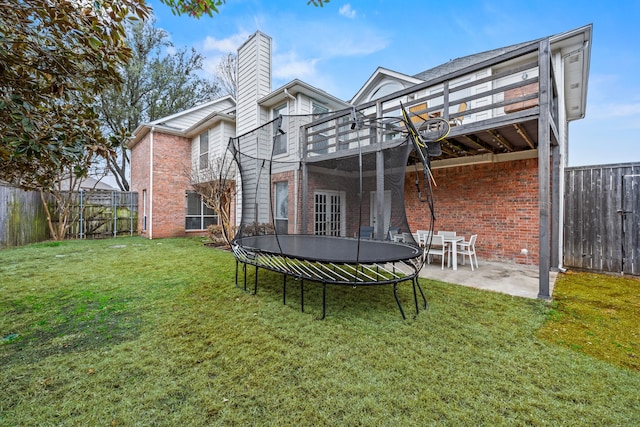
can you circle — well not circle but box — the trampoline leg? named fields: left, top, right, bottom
left=254, top=265, right=258, bottom=294
left=300, top=279, right=304, bottom=313
left=243, top=263, right=247, bottom=291
left=321, top=283, right=327, bottom=320
left=393, top=283, right=406, bottom=320
left=235, top=260, right=245, bottom=292
left=283, top=274, right=287, bottom=305
left=416, top=278, right=428, bottom=309
left=412, top=277, right=420, bottom=315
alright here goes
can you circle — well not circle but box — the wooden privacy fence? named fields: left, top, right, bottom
left=0, top=184, right=49, bottom=248
left=564, top=163, right=640, bottom=275
left=0, top=184, right=138, bottom=248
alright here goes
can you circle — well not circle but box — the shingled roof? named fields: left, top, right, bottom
left=412, top=39, right=540, bottom=83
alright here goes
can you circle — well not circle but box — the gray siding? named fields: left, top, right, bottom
left=237, top=31, right=272, bottom=137
left=236, top=32, right=273, bottom=224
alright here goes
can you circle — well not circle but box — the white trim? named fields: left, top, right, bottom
left=149, top=127, right=154, bottom=239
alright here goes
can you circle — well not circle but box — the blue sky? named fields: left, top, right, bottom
left=147, top=0, right=639, bottom=167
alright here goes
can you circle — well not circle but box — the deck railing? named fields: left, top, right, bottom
left=302, top=41, right=558, bottom=160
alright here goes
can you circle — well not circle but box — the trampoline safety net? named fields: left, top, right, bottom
left=220, top=105, right=442, bottom=317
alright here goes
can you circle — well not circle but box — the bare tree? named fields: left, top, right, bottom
left=40, top=148, right=110, bottom=241
left=187, top=155, right=237, bottom=245
left=216, top=53, right=237, bottom=99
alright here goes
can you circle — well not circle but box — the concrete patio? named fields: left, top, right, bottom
left=419, top=259, right=558, bottom=299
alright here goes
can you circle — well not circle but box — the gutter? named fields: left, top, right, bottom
left=284, top=88, right=296, bottom=101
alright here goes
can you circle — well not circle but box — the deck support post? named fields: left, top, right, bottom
left=537, top=38, right=551, bottom=299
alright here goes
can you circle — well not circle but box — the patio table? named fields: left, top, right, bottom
left=442, top=236, right=464, bottom=270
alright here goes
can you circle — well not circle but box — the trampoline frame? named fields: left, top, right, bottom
left=232, top=236, right=427, bottom=319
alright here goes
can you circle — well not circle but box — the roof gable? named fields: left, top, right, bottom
left=129, top=95, right=236, bottom=148
left=149, top=95, right=235, bottom=131
left=351, top=67, right=423, bottom=105
left=259, top=79, right=350, bottom=111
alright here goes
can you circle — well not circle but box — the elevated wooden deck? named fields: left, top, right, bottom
left=302, top=41, right=559, bottom=165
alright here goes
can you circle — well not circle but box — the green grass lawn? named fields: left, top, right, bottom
left=1, top=237, right=639, bottom=426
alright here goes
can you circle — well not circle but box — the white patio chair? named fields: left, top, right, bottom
left=416, top=230, right=432, bottom=247
left=425, top=234, right=450, bottom=270
left=387, top=227, right=401, bottom=241
left=437, top=231, right=456, bottom=252
left=402, top=232, right=417, bottom=245
left=359, top=226, right=374, bottom=240
left=457, top=234, right=478, bottom=271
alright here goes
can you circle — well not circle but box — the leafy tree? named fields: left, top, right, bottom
left=0, top=0, right=151, bottom=191
left=96, top=20, right=220, bottom=191
left=1, top=0, right=328, bottom=192
left=160, top=0, right=329, bottom=18
left=1, top=0, right=327, bottom=239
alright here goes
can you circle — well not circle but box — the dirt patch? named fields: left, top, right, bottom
left=0, top=298, right=141, bottom=367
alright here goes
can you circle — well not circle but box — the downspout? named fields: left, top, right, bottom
left=284, top=88, right=299, bottom=231
left=284, top=88, right=296, bottom=101
left=149, top=126, right=155, bottom=239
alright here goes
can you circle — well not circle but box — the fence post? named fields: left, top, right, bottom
left=113, top=190, right=117, bottom=238
left=79, top=189, right=84, bottom=239
left=130, top=191, right=134, bottom=236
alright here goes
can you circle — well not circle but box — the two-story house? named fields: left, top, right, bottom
left=129, top=25, right=592, bottom=297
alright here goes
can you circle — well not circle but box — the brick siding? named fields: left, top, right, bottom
left=404, top=158, right=540, bottom=264
left=135, top=131, right=541, bottom=264
left=131, top=131, right=197, bottom=239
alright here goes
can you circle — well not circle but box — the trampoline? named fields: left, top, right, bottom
left=233, top=235, right=423, bottom=320
left=236, top=235, right=421, bottom=264
left=221, top=104, right=446, bottom=319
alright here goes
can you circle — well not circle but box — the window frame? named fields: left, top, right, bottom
left=185, top=190, right=219, bottom=231
left=272, top=104, right=288, bottom=156
left=274, top=181, right=288, bottom=234
left=199, top=130, right=209, bottom=170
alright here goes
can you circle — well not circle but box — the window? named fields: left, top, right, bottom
left=368, top=81, right=403, bottom=102
left=314, top=190, right=344, bottom=236
left=185, top=191, right=218, bottom=230
left=311, top=102, right=329, bottom=155
left=273, top=104, right=287, bottom=155
left=199, top=130, right=209, bottom=170
left=274, top=181, right=288, bottom=234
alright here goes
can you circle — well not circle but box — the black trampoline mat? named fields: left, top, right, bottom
left=235, top=234, right=421, bottom=264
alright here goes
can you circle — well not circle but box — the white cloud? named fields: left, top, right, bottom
left=339, top=4, right=356, bottom=19
left=191, top=14, right=388, bottom=97
left=273, top=52, right=320, bottom=81
left=280, top=21, right=389, bottom=58
left=202, top=55, right=225, bottom=77
left=202, top=31, right=252, bottom=53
